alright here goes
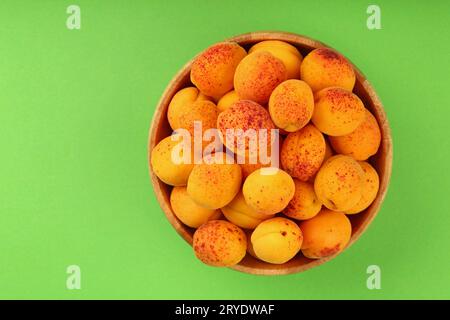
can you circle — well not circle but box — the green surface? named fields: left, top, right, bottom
left=1, top=0, right=449, bottom=299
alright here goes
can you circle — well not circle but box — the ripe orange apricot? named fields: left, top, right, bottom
left=329, top=109, right=381, bottom=160
left=251, top=217, right=303, bottom=264
left=346, top=161, right=379, bottom=214
left=150, top=134, right=194, bottom=186
left=314, top=155, right=364, bottom=211
left=167, top=87, right=212, bottom=130
left=246, top=229, right=259, bottom=259
left=170, top=187, right=221, bottom=228
left=217, top=100, right=276, bottom=158
left=312, top=87, right=366, bottom=136
left=193, top=220, right=247, bottom=267
left=168, top=98, right=218, bottom=136
left=243, top=168, right=295, bottom=215
left=221, top=192, right=274, bottom=229
left=269, top=80, right=314, bottom=132
left=283, top=180, right=322, bottom=220
left=300, top=47, right=355, bottom=92
left=300, top=209, right=352, bottom=259
left=187, top=152, right=242, bottom=209
left=281, top=124, right=326, bottom=181
left=191, top=42, right=246, bottom=99
left=324, top=137, right=334, bottom=162
left=234, top=51, right=287, bottom=104
left=249, top=40, right=303, bottom=79
left=217, top=90, right=241, bottom=112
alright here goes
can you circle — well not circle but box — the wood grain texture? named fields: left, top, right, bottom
left=148, top=31, right=393, bottom=275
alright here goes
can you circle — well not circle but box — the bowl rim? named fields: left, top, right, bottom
left=148, top=31, right=393, bottom=276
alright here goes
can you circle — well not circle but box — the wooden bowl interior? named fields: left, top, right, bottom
left=149, top=32, right=392, bottom=275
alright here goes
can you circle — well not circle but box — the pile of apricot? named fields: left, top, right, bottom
left=151, top=40, right=381, bottom=267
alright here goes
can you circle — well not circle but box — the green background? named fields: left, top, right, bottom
left=1, top=0, right=449, bottom=299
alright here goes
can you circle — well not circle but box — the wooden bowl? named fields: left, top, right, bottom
left=148, top=31, right=393, bottom=275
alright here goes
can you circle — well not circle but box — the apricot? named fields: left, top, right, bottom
left=187, top=152, right=242, bottom=209
left=251, top=217, right=303, bottom=264
left=249, top=40, right=303, bottom=79
left=234, top=51, right=287, bottom=104
left=217, top=100, right=276, bottom=158
left=324, top=137, right=334, bottom=162
left=312, top=87, right=366, bottom=136
left=281, top=124, right=326, bottom=181
left=191, top=42, right=246, bottom=99
left=246, top=240, right=258, bottom=259
left=150, top=134, right=194, bottom=186
left=244, top=230, right=258, bottom=259
left=217, top=90, right=241, bottom=113
left=167, top=98, right=218, bottom=136
left=170, top=187, right=221, bottom=228
left=268, top=80, right=314, bottom=132
left=243, top=168, right=295, bottom=215
left=346, top=161, right=379, bottom=214
left=300, top=47, right=355, bottom=92
left=193, top=220, right=247, bottom=267
left=300, top=209, right=352, bottom=259
left=283, top=180, right=322, bottom=220
left=167, top=87, right=211, bottom=130
left=240, top=162, right=268, bottom=179
left=329, top=109, right=381, bottom=160
left=314, top=155, right=364, bottom=211
left=221, top=192, right=274, bottom=229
